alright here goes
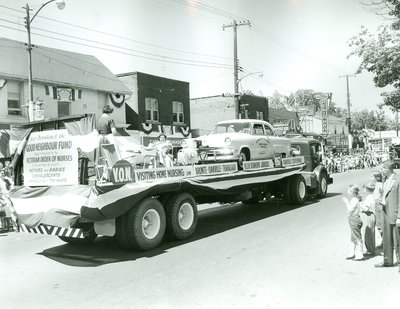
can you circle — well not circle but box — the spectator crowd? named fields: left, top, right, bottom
left=0, top=160, right=16, bottom=233
left=324, top=149, right=390, bottom=174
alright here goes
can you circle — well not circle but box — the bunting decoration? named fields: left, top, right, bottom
left=141, top=122, right=153, bottom=134
left=173, top=125, right=190, bottom=137
left=109, top=93, right=125, bottom=108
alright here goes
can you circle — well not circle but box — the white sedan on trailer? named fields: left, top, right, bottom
left=195, top=119, right=291, bottom=167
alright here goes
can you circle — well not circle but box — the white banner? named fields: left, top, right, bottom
left=23, top=130, right=79, bottom=186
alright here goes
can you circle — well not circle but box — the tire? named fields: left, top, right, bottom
left=120, top=198, right=166, bottom=251
left=317, top=172, right=328, bottom=198
left=238, top=149, right=249, bottom=169
left=166, top=193, right=198, bottom=240
left=59, top=225, right=97, bottom=245
left=282, top=178, right=292, bottom=204
left=289, top=174, right=307, bottom=205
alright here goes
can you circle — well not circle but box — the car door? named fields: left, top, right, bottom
left=251, top=123, right=269, bottom=159
left=264, top=123, right=289, bottom=157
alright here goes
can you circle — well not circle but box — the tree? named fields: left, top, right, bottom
left=349, top=3, right=400, bottom=111
left=268, top=90, right=287, bottom=109
left=351, top=108, right=388, bottom=130
left=286, top=89, right=321, bottom=112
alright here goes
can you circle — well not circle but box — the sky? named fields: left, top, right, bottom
left=0, top=0, right=392, bottom=115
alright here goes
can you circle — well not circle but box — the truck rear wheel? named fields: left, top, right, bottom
left=166, top=193, right=198, bottom=240
left=289, top=174, right=307, bottom=205
left=120, top=198, right=166, bottom=251
left=317, top=172, right=328, bottom=198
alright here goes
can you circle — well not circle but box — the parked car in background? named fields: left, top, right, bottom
left=195, top=119, right=291, bottom=167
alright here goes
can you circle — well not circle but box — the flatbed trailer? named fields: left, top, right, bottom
left=10, top=159, right=330, bottom=251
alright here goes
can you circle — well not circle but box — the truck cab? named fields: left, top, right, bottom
left=290, top=137, right=322, bottom=171
left=289, top=137, right=332, bottom=197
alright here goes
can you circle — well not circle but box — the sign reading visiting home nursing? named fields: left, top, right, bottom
left=23, top=130, right=78, bottom=186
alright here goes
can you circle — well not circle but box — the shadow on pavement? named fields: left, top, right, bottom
left=39, top=195, right=340, bottom=267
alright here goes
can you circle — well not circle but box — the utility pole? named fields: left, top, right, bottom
left=339, top=74, right=356, bottom=154
left=223, top=19, right=251, bottom=119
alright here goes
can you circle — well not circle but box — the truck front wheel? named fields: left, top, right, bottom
left=317, top=172, right=328, bottom=198
left=121, top=198, right=166, bottom=251
left=290, top=174, right=307, bottom=205
left=166, top=193, right=198, bottom=240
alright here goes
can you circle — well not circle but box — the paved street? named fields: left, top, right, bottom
left=1, top=168, right=398, bottom=309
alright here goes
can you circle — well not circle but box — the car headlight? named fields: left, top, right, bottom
left=224, top=137, right=232, bottom=145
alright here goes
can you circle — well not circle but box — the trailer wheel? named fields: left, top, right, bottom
left=59, top=226, right=97, bottom=245
left=317, top=172, right=328, bottom=198
left=290, top=174, right=307, bottom=205
left=166, top=193, right=198, bottom=240
left=122, top=198, right=166, bottom=251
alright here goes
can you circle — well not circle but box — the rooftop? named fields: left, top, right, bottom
left=0, top=37, right=130, bottom=94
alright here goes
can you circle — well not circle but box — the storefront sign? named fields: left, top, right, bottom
left=23, top=129, right=78, bottom=186
left=34, top=109, right=44, bottom=121
left=57, top=88, right=72, bottom=102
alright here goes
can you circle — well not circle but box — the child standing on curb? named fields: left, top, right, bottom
left=342, top=184, right=364, bottom=261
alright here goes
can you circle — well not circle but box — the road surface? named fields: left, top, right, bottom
left=1, top=168, right=398, bottom=309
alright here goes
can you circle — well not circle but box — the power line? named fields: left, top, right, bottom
left=0, top=23, right=232, bottom=70
left=0, top=3, right=231, bottom=61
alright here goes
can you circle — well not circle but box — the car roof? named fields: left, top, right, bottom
left=216, top=119, right=269, bottom=125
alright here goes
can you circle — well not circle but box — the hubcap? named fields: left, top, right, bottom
left=321, top=177, right=327, bottom=194
left=141, top=209, right=161, bottom=239
left=299, top=181, right=306, bottom=199
left=178, top=202, right=194, bottom=230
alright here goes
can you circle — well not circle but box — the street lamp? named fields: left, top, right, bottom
left=234, top=71, right=263, bottom=119
left=24, top=0, right=66, bottom=122
left=237, top=71, right=263, bottom=92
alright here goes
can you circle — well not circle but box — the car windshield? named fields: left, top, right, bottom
left=212, top=122, right=251, bottom=134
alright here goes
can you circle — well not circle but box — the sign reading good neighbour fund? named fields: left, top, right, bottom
left=23, top=130, right=78, bottom=186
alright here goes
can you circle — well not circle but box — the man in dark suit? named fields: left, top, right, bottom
left=375, top=161, right=400, bottom=272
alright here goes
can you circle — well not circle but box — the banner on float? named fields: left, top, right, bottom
left=242, top=159, right=274, bottom=171
left=23, top=130, right=78, bottom=186
left=193, top=162, right=238, bottom=176
left=282, top=156, right=305, bottom=167
left=134, top=166, right=194, bottom=182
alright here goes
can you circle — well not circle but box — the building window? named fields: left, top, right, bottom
left=58, top=101, right=70, bottom=117
left=145, top=98, right=159, bottom=122
left=172, top=101, right=184, bottom=123
left=256, top=111, right=264, bottom=120
left=244, top=110, right=249, bottom=119
left=7, top=81, right=22, bottom=116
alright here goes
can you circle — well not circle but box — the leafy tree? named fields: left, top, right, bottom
left=268, top=90, right=287, bottom=109
left=286, top=89, right=321, bottom=112
left=351, top=108, right=388, bottom=130
left=349, top=1, right=400, bottom=111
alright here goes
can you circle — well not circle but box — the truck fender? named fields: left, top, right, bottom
left=313, top=165, right=327, bottom=181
